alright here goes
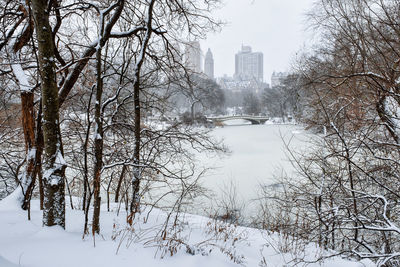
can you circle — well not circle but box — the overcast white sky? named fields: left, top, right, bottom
left=200, top=0, right=315, bottom=85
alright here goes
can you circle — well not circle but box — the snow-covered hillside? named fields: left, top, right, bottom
left=0, top=195, right=372, bottom=267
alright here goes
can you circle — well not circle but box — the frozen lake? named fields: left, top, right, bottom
left=0, top=121, right=312, bottom=220
left=197, top=121, right=312, bottom=218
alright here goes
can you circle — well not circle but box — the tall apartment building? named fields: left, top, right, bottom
left=234, top=45, right=263, bottom=82
left=204, top=48, right=214, bottom=79
left=184, top=41, right=202, bottom=73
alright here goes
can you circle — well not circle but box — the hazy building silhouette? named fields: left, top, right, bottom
left=234, top=45, right=263, bottom=82
left=184, top=41, right=202, bottom=73
left=204, top=48, right=214, bottom=79
left=271, top=71, right=288, bottom=88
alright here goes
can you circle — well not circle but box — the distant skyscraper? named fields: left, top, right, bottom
left=234, top=45, right=263, bottom=82
left=204, top=48, right=214, bottom=79
left=184, top=41, right=202, bottom=73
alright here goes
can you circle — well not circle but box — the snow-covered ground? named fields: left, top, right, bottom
left=0, top=195, right=373, bottom=267
left=0, top=123, right=375, bottom=266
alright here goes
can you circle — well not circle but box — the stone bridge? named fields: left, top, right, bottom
left=207, top=115, right=269, bottom=125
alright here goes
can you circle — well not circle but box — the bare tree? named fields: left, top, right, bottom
left=243, top=91, right=261, bottom=115
left=1, top=0, right=224, bottom=240
left=31, top=0, right=66, bottom=227
left=256, top=1, right=400, bottom=265
left=262, top=74, right=300, bottom=121
left=176, top=74, right=225, bottom=122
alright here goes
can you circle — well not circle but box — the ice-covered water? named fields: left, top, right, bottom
left=197, top=121, right=312, bottom=217
left=0, top=121, right=311, bottom=220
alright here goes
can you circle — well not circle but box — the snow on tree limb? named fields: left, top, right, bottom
left=11, top=63, right=31, bottom=92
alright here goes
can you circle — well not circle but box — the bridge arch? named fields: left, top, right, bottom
left=207, top=115, right=269, bottom=125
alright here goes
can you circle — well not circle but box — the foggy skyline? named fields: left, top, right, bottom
left=201, top=0, right=315, bottom=84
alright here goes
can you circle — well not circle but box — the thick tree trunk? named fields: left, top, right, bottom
left=20, top=91, right=36, bottom=211
left=31, top=0, right=66, bottom=228
left=9, top=4, right=36, bottom=212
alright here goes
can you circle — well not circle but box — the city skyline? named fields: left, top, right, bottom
left=184, top=43, right=266, bottom=83
left=184, top=43, right=265, bottom=83
left=201, top=0, right=315, bottom=84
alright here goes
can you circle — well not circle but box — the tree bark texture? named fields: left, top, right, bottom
left=131, top=78, right=141, bottom=215
left=92, top=45, right=104, bottom=235
left=20, top=91, right=36, bottom=210
left=9, top=3, right=37, bottom=211
left=35, top=101, right=45, bottom=210
left=31, top=0, right=66, bottom=228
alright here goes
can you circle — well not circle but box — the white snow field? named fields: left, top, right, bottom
left=0, top=194, right=372, bottom=267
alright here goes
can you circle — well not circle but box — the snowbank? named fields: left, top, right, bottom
left=0, top=198, right=373, bottom=267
